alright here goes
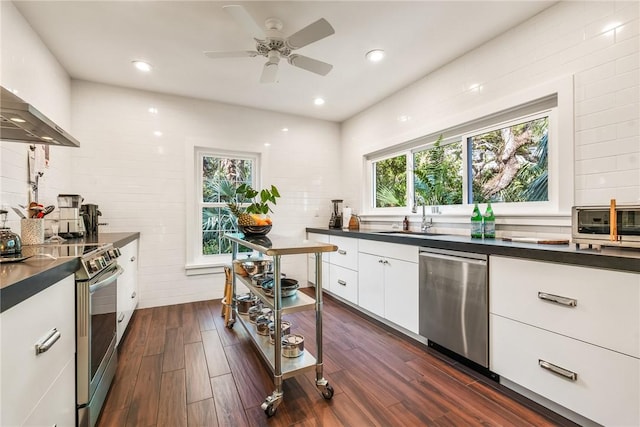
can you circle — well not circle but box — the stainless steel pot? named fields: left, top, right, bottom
left=282, top=334, right=304, bottom=358
left=241, top=259, right=272, bottom=276
left=0, top=227, right=22, bottom=256
left=255, top=315, right=272, bottom=336
left=269, top=320, right=292, bottom=344
left=236, top=293, right=259, bottom=314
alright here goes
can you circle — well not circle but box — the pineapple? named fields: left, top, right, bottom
left=227, top=202, right=256, bottom=226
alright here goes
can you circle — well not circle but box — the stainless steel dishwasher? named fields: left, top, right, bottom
left=419, top=247, right=488, bottom=368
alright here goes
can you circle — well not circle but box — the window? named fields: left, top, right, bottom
left=414, top=137, right=463, bottom=206
left=366, top=106, right=557, bottom=214
left=373, top=154, right=407, bottom=207
left=468, top=116, right=548, bottom=203
left=199, top=151, right=257, bottom=257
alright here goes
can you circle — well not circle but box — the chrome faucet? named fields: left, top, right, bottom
left=414, top=195, right=433, bottom=232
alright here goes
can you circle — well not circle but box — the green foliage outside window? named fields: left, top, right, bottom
left=414, top=136, right=463, bottom=205
left=374, top=154, right=407, bottom=207
left=202, top=156, right=254, bottom=255
left=470, top=116, right=548, bottom=203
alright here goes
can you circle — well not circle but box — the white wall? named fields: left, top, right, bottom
left=70, top=81, right=341, bottom=308
left=342, top=1, right=639, bottom=219
left=0, top=1, right=73, bottom=230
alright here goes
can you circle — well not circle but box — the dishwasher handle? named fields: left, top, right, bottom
left=419, top=249, right=487, bottom=265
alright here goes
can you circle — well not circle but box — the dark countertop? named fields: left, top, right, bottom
left=0, top=232, right=140, bottom=313
left=307, top=228, right=640, bottom=274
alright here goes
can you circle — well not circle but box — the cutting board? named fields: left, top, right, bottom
left=502, top=237, right=569, bottom=245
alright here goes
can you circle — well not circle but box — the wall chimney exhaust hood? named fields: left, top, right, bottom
left=0, top=86, right=80, bottom=147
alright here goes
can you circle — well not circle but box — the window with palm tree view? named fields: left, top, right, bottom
left=201, top=154, right=255, bottom=255
left=370, top=113, right=549, bottom=209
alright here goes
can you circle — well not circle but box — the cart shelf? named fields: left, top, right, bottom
left=233, top=270, right=316, bottom=314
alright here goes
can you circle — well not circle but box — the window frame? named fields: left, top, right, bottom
left=187, top=147, right=260, bottom=273
left=364, top=107, right=562, bottom=217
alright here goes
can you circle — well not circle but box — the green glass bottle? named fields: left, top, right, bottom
left=483, top=202, right=495, bottom=239
left=471, top=202, right=483, bottom=238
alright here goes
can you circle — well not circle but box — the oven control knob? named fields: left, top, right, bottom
left=88, top=260, right=98, bottom=272
left=114, top=248, right=121, bottom=258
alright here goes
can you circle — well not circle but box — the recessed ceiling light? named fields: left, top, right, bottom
left=264, top=143, right=271, bottom=147
left=153, top=131, right=163, bottom=137
left=10, top=117, right=25, bottom=123
left=281, top=127, right=289, bottom=132
left=133, top=60, right=152, bottom=72
left=314, top=97, right=325, bottom=106
left=148, top=107, right=158, bottom=114
left=365, top=49, right=385, bottom=63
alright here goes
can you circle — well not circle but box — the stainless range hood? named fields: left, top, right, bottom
left=0, top=86, right=80, bottom=147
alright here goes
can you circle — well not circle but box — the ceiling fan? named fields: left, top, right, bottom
left=204, top=5, right=335, bottom=83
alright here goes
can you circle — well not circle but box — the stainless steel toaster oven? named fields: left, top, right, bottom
left=572, top=205, right=640, bottom=248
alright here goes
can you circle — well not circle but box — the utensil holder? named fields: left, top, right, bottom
left=21, top=218, right=45, bottom=245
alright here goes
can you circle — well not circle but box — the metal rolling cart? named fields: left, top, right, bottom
left=224, top=233, right=338, bottom=417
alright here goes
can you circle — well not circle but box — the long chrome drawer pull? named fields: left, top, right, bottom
left=35, top=328, right=61, bottom=355
left=539, top=359, right=578, bottom=381
left=118, top=312, right=125, bottom=323
left=337, top=279, right=347, bottom=286
left=538, top=292, right=577, bottom=307
left=337, top=249, right=347, bottom=255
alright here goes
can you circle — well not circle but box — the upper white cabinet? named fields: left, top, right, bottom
left=1, top=274, right=76, bottom=427
left=117, top=238, right=139, bottom=345
left=490, top=256, right=640, bottom=426
left=358, top=239, right=419, bottom=333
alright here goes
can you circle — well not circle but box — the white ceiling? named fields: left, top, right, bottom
left=13, top=1, right=556, bottom=122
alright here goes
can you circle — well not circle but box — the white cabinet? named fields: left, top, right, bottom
left=358, top=239, right=418, bottom=333
left=328, top=263, right=358, bottom=303
left=1, top=274, right=76, bottom=427
left=490, top=256, right=640, bottom=426
left=117, top=239, right=139, bottom=345
left=307, top=232, right=330, bottom=289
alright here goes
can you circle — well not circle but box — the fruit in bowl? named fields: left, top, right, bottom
left=227, top=184, right=280, bottom=235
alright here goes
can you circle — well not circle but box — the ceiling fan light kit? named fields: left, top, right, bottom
left=204, top=5, right=335, bottom=83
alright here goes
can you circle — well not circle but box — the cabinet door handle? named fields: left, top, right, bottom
left=337, top=279, right=347, bottom=286
left=131, top=291, right=137, bottom=299
left=118, top=312, right=125, bottom=323
left=538, top=292, right=577, bottom=307
left=538, top=359, right=578, bottom=381
left=383, top=260, right=389, bottom=265
left=35, top=328, right=61, bottom=355
left=130, top=256, right=136, bottom=262
left=337, top=249, right=347, bottom=255
left=378, top=259, right=384, bottom=263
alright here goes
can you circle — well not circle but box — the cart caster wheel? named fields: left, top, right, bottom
left=226, top=320, right=235, bottom=329
left=321, top=385, right=334, bottom=400
left=264, top=403, right=277, bottom=417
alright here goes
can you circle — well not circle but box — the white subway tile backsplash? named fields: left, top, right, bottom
left=615, top=51, right=639, bottom=74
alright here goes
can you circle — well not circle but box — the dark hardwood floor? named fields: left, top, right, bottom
left=97, top=289, right=577, bottom=427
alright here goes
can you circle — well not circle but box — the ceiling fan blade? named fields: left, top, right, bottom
left=260, top=62, right=279, bottom=83
left=285, top=18, right=335, bottom=50
left=223, top=5, right=265, bottom=40
left=204, top=50, right=258, bottom=59
left=288, top=54, right=333, bottom=76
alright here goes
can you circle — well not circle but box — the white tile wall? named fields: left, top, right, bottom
left=342, top=0, right=640, bottom=211
left=70, top=81, right=341, bottom=308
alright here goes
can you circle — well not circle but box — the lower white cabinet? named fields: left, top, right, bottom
left=358, top=239, right=418, bottom=333
left=329, top=263, right=358, bottom=304
left=491, top=314, right=639, bottom=426
left=117, top=238, right=139, bottom=345
left=1, top=274, right=76, bottom=427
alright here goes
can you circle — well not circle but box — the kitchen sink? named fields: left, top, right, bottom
left=375, top=231, right=447, bottom=237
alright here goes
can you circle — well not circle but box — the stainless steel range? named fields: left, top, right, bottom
left=75, top=243, right=122, bottom=427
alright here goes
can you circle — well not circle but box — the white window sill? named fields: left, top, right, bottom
left=184, top=262, right=227, bottom=276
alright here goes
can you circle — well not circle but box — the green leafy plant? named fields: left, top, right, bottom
left=236, top=183, right=281, bottom=215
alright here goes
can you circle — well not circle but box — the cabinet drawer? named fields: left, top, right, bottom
left=491, top=315, right=639, bottom=427
left=329, top=264, right=358, bottom=304
left=1, top=275, right=75, bottom=427
left=329, top=236, right=358, bottom=269
left=490, top=256, right=640, bottom=357
left=358, top=239, right=418, bottom=263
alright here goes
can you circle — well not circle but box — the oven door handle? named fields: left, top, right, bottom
left=89, top=265, right=124, bottom=294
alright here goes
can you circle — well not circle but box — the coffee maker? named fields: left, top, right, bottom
left=58, top=194, right=85, bottom=238
left=329, top=199, right=343, bottom=229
